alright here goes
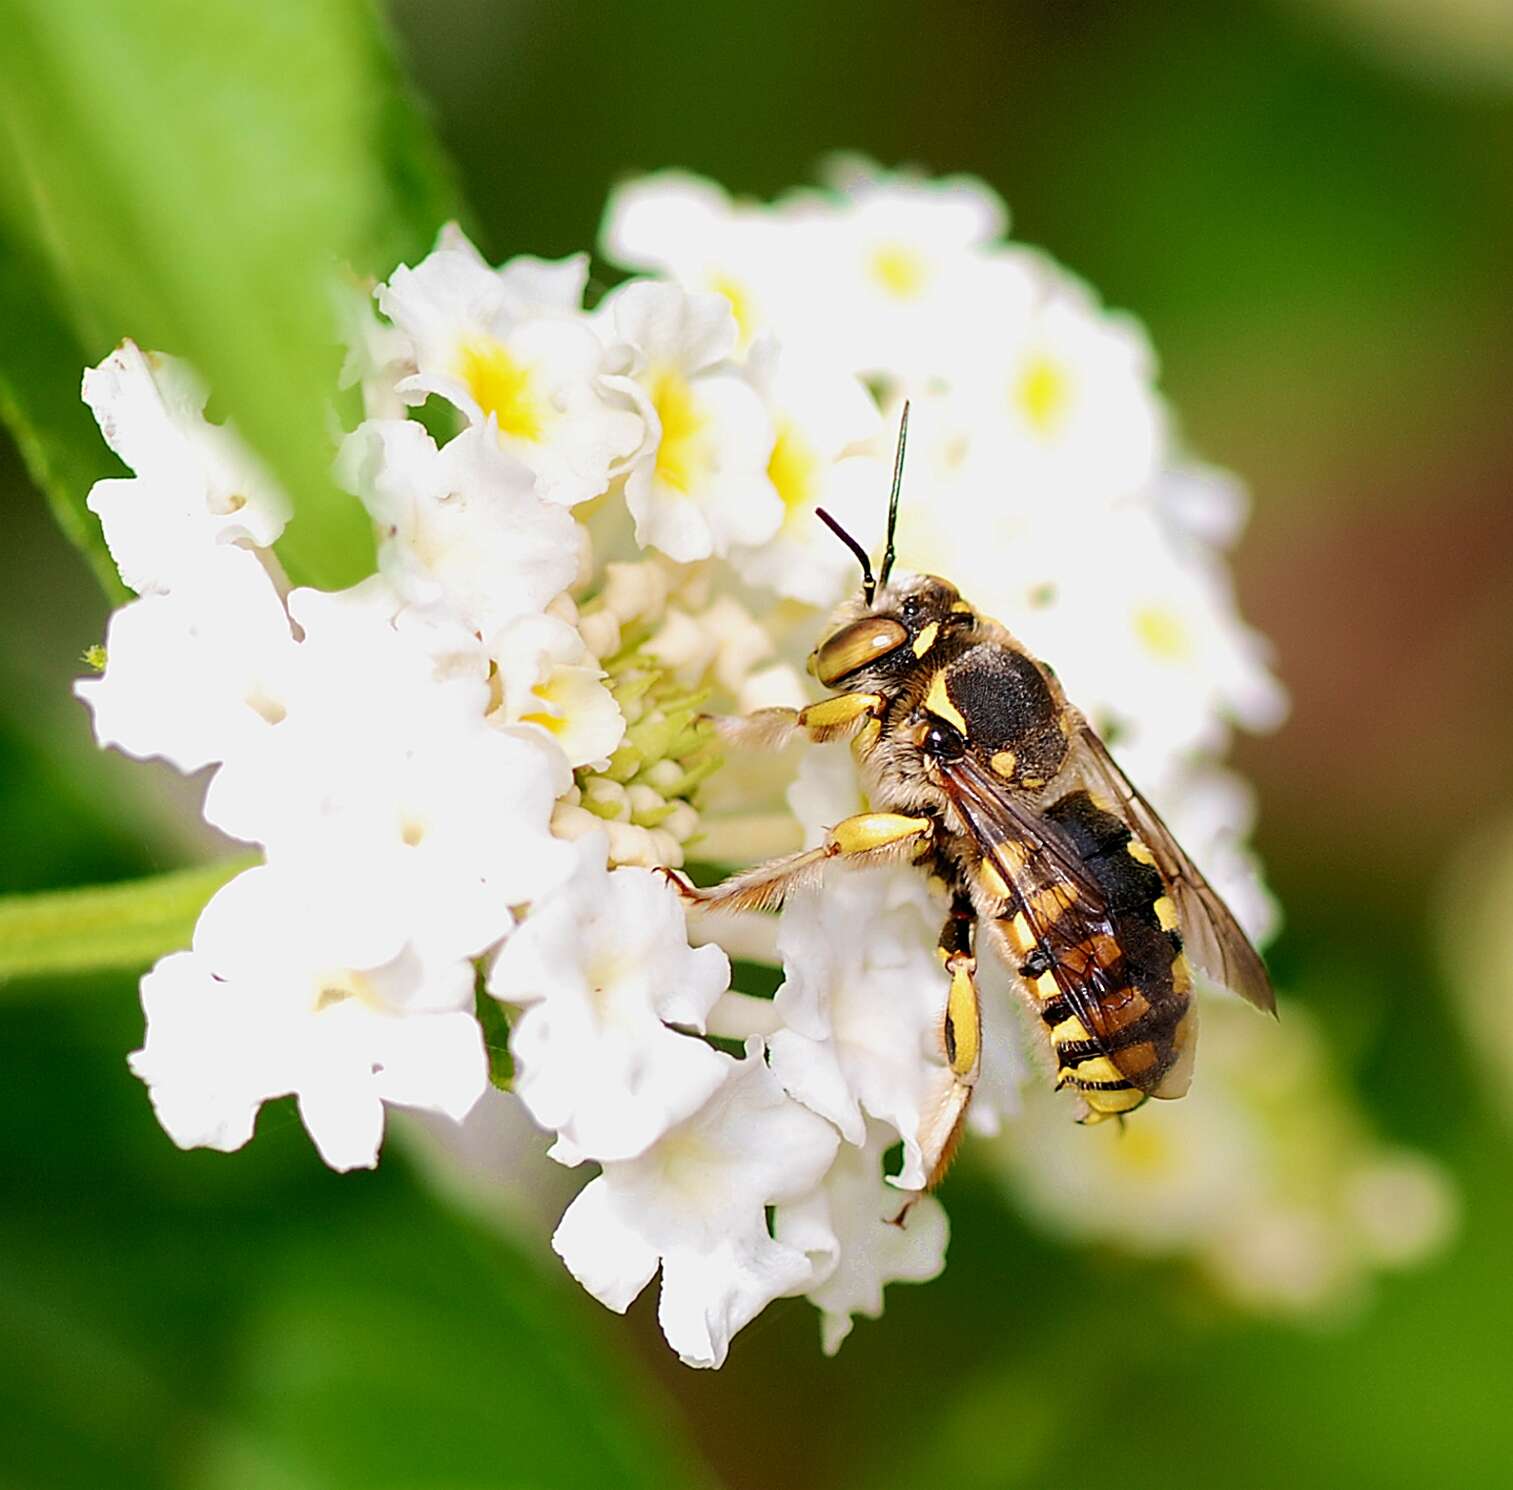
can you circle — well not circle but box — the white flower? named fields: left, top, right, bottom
left=783, top=158, right=1010, bottom=379
left=598, top=281, right=780, bottom=562
left=131, top=864, right=486, bottom=1171
left=601, top=171, right=800, bottom=349
left=488, top=834, right=731, bottom=1165
left=776, top=1119, right=949, bottom=1354
left=399, top=1083, right=583, bottom=1239
left=785, top=734, right=871, bottom=842
left=603, top=161, right=1009, bottom=382
left=1008, top=505, right=1286, bottom=787
left=378, top=225, right=641, bottom=505
left=551, top=1039, right=840, bottom=1368
left=337, top=418, right=581, bottom=654
left=953, top=253, right=1167, bottom=503
left=82, top=340, right=291, bottom=594
left=492, top=612, right=624, bottom=769
left=203, top=577, right=574, bottom=960
left=769, top=870, right=951, bottom=1191
left=833, top=389, right=1074, bottom=623
left=429, top=221, right=593, bottom=316
left=335, top=277, right=415, bottom=421
left=75, top=542, right=297, bottom=774
left=1157, top=460, right=1252, bottom=550
left=729, top=338, right=888, bottom=607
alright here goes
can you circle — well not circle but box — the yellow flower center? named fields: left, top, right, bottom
left=1133, top=605, right=1192, bottom=662
left=709, top=272, right=758, bottom=346
left=458, top=337, right=544, bottom=441
left=868, top=242, right=928, bottom=299
left=651, top=369, right=706, bottom=493
left=520, top=672, right=569, bottom=734
left=1015, top=353, right=1071, bottom=434
left=769, top=420, right=820, bottom=531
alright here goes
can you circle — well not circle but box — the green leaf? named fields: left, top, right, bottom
left=190, top=1209, right=718, bottom=1490
left=0, top=857, right=255, bottom=986
left=474, top=978, right=516, bottom=1091
left=0, top=233, right=131, bottom=605
left=0, top=0, right=460, bottom=594
left=0, top=976, right=720, bottom=1490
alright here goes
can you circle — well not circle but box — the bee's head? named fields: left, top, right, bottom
left=809, top=573, right=970, bottom=686
left=809, top=407, right=974, bottom=686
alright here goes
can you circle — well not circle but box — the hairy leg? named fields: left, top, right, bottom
left=665, top=811, right=933, bottom=914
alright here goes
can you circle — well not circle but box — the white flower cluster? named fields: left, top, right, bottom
left=74, top=160, right=1439, bottom=1369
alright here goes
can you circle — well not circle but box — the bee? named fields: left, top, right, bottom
left=672, top=405, right=1275, bottom=1193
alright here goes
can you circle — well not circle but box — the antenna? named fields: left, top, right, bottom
left=877, top=401, right=909, bottom=590
left=815, top=507, right=876, bottom=605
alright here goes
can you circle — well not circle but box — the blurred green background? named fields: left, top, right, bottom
left=3, top=1, right=1512, bottom=1486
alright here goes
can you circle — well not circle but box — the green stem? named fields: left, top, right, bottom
left=0, top=856, right=257, bottom=987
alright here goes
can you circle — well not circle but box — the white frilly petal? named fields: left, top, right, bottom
left=776, top=1121, right=949, bottom=1355
left=551, top=1175, right=662, bottom=1313
left=82, top=340, right=291, bottom=594
left=550, top=1041, right=839, bottom=1367
left=489, top=834, right=731, bottom=1164
left=129, top=865, right=488, bottom=1173
left=337, top=419, right=580, bottom=650
left=75, top=543, right=297, bottom=774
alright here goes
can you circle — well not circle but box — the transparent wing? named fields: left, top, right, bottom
left=1066, top=724, right=1276, bottom=1015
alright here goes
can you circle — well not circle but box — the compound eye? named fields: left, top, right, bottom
left=811, top=617, right=909, bottom=686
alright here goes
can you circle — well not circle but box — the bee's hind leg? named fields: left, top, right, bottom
left=663, top=811, right=934, bottom=914
left=892, top=895, right=981, bottom=1224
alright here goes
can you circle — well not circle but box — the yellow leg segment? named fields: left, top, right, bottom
left=944, top=961, right=981, bottom=1078
left=893, top=902, right=981, bottom=1224
left=826, top=811, right=932, bottom=857
left=797, top=692, right=883, bottom=741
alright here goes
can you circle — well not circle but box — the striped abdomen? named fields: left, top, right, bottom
left=994, top=790, right=1196, bottom=1121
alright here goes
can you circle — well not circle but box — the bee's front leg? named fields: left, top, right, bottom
left=705, top=692, right=884, bottom=750
left=894, top=895, right=981, bottom=1222
left=663, top=810, right=933, bottom=914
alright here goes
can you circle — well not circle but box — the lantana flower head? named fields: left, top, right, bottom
left=73, top=162, right=1449, bottom=1370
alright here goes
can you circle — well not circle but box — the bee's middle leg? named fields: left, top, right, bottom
left=894, top=895, right=982, bottom=1220
left=705, top=692, right=884, bottom=750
